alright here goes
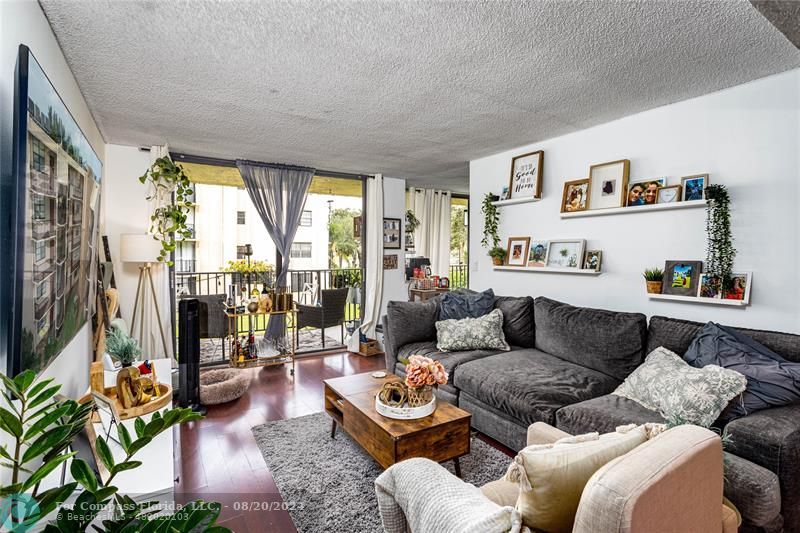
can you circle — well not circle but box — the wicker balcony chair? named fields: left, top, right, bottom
left=295, top=288, right=349, bottom=349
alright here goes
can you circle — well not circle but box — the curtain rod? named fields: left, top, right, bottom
left=236, top=159, right=315, bottom=173
left=169, top=151, right=371, bottom=180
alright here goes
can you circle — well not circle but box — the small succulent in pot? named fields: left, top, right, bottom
left=489, top=246, right=507, bottom=266
left=643, top=268, right=665, bottom=294
left=105, top=327, right=142, bottom=367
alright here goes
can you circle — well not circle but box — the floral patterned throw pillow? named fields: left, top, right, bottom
left=436, top=309, right=510, bottom=352
left=613, top=347, right=747, bottom=427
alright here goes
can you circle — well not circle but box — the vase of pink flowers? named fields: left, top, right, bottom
left=404, top=354, right=448, bottom=407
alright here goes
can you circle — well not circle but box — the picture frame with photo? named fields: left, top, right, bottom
left=505, top=236, right=531, bottom=267
left=383, top=254, right=398, bottom=270
left=723, top=272, right=752, bottom=304
left=508, top=150, right=544, bottom=200
left=656, top=185, right=682, bottom=204
left=561, top=178, right=591, bottom=213
left=545, top=239, right=586, bottom=269
left=589, top=159, right=630, bottom=210
left=626, top=177, right=666, bottom=206
left=662, top=260, right=703, bottom=296
left=681, top=174, right=709, bottom=201
left=528, top=240, right=549, bottom=267
left=698, top=273, right=722, bottom=299
left=583, top=250, right=602, bottom=272
left=383, top=217, right=401, bottom=249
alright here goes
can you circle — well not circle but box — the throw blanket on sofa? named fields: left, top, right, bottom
left=375, top=458, right=525, bottom=533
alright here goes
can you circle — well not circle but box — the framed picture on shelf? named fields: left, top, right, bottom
left=383, top=254, right=398, bottom=270
left=508, top=150, right=544, bottom=200
left=383, top=218, right=401, bottom=249
left=505, top=237, right=531, bottom=267
left=657, top=185, right=682, bottom=204
left=528, top=240, right=548, bottom=267
left=681, top=174, right=709, bottom=201
left=583, top=250, right=602, bottom=272
left=723, top=272, right=752, bottom=304
left=545, top=239, right=586, bottom=269
left=662, top=260, right=703, bottom=296
left=626, top=177, right=666, bottom=206
left=589, top=159, right=630, bottom=209
left=560, top=179, right=591, bottom=213
left=698, top=273, right=722, bottom=299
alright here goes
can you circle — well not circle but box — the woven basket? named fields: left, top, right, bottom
left=407, top=385, right=433, bottom=407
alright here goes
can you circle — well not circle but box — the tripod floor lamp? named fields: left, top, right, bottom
left=120, top=234, right=170, bottom=358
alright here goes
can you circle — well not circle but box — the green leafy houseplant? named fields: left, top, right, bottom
left=138, top=157, right=194, bottom=266
left=0, top=370, right=229, bottom=532
left=404, top=210, right=420, bottom=234
left=221, top=259, right=275, bottom=275
left=488, top=246, right=507, bottom=265
left=643, top=268, right=665, bottom=295
left=481, top=193, right=501, bottom=256
left=104, top=328, right=141, bottom=367
left=705, top=184, right=736, bottom=291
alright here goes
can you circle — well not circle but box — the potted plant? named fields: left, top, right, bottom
left=489, top=246, right=507, bottom=266
left=643, top=268, right=665, bottom=294
left=481, top=193, right=502, bottom=261
left=404, top=355, right=448, bottom=407
left=405, top=209, right=420, bottom=234
left=705, top=184, right=736, bottom=293
left=138, top=156, right=194, bottom=266
left=105, top=327, right=142, bottom=367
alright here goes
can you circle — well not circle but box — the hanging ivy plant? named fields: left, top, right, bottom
left=705, top=184, right=736, bottom=290
left=138, top=156, right=194, bottom=265
left=405, top=209, right=420, bottom=233
left=481, top=192, right=501, bottom=253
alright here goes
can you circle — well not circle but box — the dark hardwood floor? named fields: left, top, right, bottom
left=173, top=351, right=513, bottom=532
left=174, top=352, right=384, bottom=532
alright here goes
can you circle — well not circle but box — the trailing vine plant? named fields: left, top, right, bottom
left=481, top=193, right=501, bottom=252
left=405, top=210, right=420, bottom=234
left=138, top=157, right=194, bottom=265
left=705, top=184, right=736, bottom=291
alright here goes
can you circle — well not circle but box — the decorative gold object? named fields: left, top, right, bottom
left=407, top=385, right=433, bottom=408
left=379, top=382, right=407, bottom=407
left=247, top=300, right=260, bottom=313
left=115, top=366, right=157, bottom=408
left=258, top=294, right=272, bottom=312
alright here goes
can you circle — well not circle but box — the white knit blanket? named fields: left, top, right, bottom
left=374, top=458, right=524, bottom=533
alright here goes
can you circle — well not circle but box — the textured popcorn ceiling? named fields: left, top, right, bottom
left=41, top=0, right=800, bottom=193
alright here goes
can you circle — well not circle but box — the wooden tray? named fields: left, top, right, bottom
left=80, top=382, right=172, bottom=421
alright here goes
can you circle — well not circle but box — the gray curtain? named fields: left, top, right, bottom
left=236, top=161, right=314, bottom=341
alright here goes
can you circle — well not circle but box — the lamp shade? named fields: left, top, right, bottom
left=120, top=233, right=162, bottom=264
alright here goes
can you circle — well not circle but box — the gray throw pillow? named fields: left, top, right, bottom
left=436, top=309, right=510, bottom=352
left=684, top=322, right=800, bottom=421
left=613, top=347, right=747, bottom=427
left=439, top=288, right=495, bottom=321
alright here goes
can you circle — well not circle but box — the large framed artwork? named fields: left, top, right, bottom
left=508, top=150, right=543, bottom=200
left=4, top=45, right=102, bottom=376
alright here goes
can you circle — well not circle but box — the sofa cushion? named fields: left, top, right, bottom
left=684, top=322, right=800, bottom=421
left=556, top=395, right=665, bottom=435
left=723, top=452, right=782, bottom=529
left=385, top=300, right=439, bottom=349
left=436, top=309, right=510, bottom=352
left=395, top=341, right=503, bottom=396
left=454, top=349, right=620, bottom=427
left=493, top=296, right=535, bottom=348
left=439, top=288, right=495, bottom=320
left=614, top=347, right=747, bottom=427
left=534, top=297, right=647, bottom=381
left=647, top=315, right=800, bottom=363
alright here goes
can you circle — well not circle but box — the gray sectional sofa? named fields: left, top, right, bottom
left=382, top=295, right=800, bottom=533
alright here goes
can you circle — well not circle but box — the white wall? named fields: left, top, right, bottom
left=470, top=70, right=800, bottom=334
left=380, top=177, right=407, bottom=318
left=0, top=0, right=106, bottom=396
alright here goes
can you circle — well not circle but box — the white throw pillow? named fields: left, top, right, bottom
left=614, top=346, right=747, bottom=427
left=435, top=309, right=510, bottom=352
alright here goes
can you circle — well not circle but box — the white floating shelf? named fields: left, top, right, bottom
left=493, top=266, right=601, bottom=275
left=560, top=200, right=706, bottom=219
left=491, top=197, right=542, bottom=207
left=648, top=294, right=748, bottom=307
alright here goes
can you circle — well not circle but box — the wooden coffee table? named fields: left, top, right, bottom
left=324, top=370, right=471, bottom=476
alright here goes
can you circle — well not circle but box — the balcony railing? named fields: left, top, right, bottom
left=30, top=170, right=55, bottom=196
left=448, top=264, right=469, bottom=289
left=174, top=259, right=197, bottom=273
left=32, top=220, right=56, bottom=240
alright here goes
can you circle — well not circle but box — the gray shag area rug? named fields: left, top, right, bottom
left=252, top=412, right=512, bottom=533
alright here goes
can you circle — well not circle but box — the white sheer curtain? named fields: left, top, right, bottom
left=408, top=188, right=451, bottom=277
left=347, top=174, right=384, bottom=352
left=141, top=145, right=175, bottom=364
